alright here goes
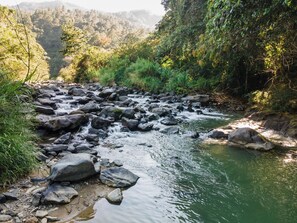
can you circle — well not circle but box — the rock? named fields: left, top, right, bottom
left=36, top=152, right=48, bottom=162
left=46, top=216, right=60, bottom=222
left=3, top=191, right=18, bottom=201
left=106, top=189, right=123, bottom=204
left=122, top=109, right=136, bottom=119
left=0, top=215, right=12, bottom=222
left=24, top=216, right=39, bottom=223
left=122, top=118, right=139, bottom=131
left=151, top=107, right=170, bottom=117
left=35, top=106, right=55, bottom=115
left=100, top=107, right=123, bottom=120
left=41, top=184, right=78, bottom=204
left=109, top=93, right=118, bottom=101
left=40, top=114, right=89, bottom=132
left=0, top=195, right=6, bottom=204
left=49, top=153, right=97, bottom=182
left=182, top=95, right=210, bottom=103
left=37, top=98, right=57, bottom=110
left=160, top=127, right=180, bottom=134
left=100, top=167, right=139, bottom=188
left=209, top=131, right=228, bottom=139
left=111, top=160, right=123, bottom=167
left=41, top=218, right=47, bottom=223
left=88, top=128, right=108, bottom=138
left=46, top=145, right=68, bottom=153
left=138, top=123, right=154, bottom=132
left=228, top=128, right=275, bottom=151
left=100, top=88, right=114, bottom=98
left=53, top=133, right=72, bottom=144
left=35, top=210, right=48, bottom=218
left=79, top=102, right=101, bottom=113
left=161, top=117, right=178, bottom=126
left=68, top=87, right=86, bottom=96
left=91, top=116, right=114, bottom=129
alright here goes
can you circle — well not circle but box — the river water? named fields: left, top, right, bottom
left=71, top=102, right=297, bottom=223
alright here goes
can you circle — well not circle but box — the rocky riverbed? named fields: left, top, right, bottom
left=0, top=82, right=296, bottom=223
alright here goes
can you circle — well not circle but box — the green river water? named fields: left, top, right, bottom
left=76, top=117, right=297, bottom=223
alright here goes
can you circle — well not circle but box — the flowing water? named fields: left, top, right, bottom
left=72, top=111, right=297, bottom=223
left=50, top=90, right=296, bottom=223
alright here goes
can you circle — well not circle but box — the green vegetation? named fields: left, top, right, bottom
left=0, top=72, right=37, bottom=184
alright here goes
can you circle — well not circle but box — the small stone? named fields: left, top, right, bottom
left=35, top=210, right=48, bottom=218
left=0, top=215, right=12, bottom=222
left=106, top=189, right=123, bottom=204
left=41, top=218, right=48, bottom=223
left=112, top=160, right=123, bottom=167
left=24, top=216, right=39, bottom=223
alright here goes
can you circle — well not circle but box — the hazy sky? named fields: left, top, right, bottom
left=0, top=0, right=165, bottom=15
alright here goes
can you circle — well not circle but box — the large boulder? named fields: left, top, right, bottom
left=68, top=87, right=86, bottom=96
left=41, top=184, right=78, bottom=204
left=49, top=153, right=97, bottom=182
left=35, top=105, right=55, bottom=115
left=39, top=114, right=88, bottom=132
left=100, top=167, right=139, bottom=188
left=122, top=118, right=139, bottom=131
left=161, top=117, right=178, bottom=126
left=91, top=116, right=114, bottom=129
left=79, top=102, right=101, bottom=113
left=228, top=128, right=275, bottom=151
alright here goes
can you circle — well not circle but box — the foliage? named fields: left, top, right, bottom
left=0, top=6, right=49, bottom=81
left=0, top=72, right=37, bottom=184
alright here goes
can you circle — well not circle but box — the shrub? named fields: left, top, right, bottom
left=0, top=72, right=37, bottom=184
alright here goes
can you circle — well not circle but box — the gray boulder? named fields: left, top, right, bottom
left=91, top=116, right=114, bottom=129
left=228, top=128, right=275, bottom=151
left=54, top=133, right=72, bottom=144
left=41, top=184, right=78, bottom=204
left=151, top=107, right=170, bottom=117
left=79, top=102, right=101, bottom=113
left=100, top=167, right=139, bottom=188
left=68, top=87, right=86, bottom=96
left=40, top=114, right=88, bottom=132
left=49, top=153, right=97, bottom=182
left=35, top=105, right=55, bottom=115
left=122, top=109, right=136, bottom=119
left=161, top=117, right=178, bottom=126
left=138, top=123, right=154, bottom=132
left=160, top=127, right=180, bottom=134
left=122, top=118, right=139, bottom=131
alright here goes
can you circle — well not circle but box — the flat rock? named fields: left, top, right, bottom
left=106, top=188, right=123, bottom=204
left=41, top=184, right=78, bottom=204
left=49, top=153, right=97, bottom=182
left=35, top=210, right=48, bottom=218
left=160, top=127, right=180, bottom=134
left=53, top=133, right=72, bottom=144
left=161, top=117, right=178, bottom=126
left=228, top=128, right=275, bottom=151
left=122, top=118, right=139, bottom=131
left=138, top=123, right=154, bottom=131
left=100, top=167, right=139, bottom=188
left=35, top=105, right=55, bottom=115
left=39, top=114, right=88, bottom=132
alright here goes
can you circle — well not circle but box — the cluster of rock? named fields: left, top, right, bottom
left=0, top=82, right=212, bottom=222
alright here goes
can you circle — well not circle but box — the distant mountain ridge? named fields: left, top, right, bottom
left=15, top=0, right=84, bottom=11
left=14, top=1, right=162, bottom=29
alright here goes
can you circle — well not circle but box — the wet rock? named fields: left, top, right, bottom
left=118, top=96, right=128, bottom=101
left=138, top=123, right=154, bottom=132
left=88, top=128, right=108, bottom=138
left=122, top=118, right=139, bottom=131
left=79, top=102, right=101, bottom=113
left=49, top=153, right=97, bottom=182
left=228, top=128, right=275, bottom=151
left=209, top=131, right=229, bottom=139
left=0, top=215, right=12, bottom=222
left=111, top=160, right=123, bottom=167
left=68, top=87, right=86, bottom=96
left=53, top=133, right=72, bottom=144
left=74, top=144, right=91, bottom=152
left=160, top=127, right=180, bottom=134
left=100, top=167, right=139, bottom=188
left=46, top=145, right=68, bottom=153
left=37, top=98, right=57, bottom=110
left=40, top=114, right=89, bottom=132
left=84, top=134, right=99, bottom=144
left=91, top=116, right=114, bottom=129
left=76, top=97, right=91, bottom=104
left=41, top=218, right=47, bottom=223
left=35, top=210, right=48, bottom=218
left=99, top=88, right=114, bottom=98
left=109, top=93, right=118, bottom=101
left=151, top=107, right=170, bottom=117
left=122, top=109, right=136, bottom=119
left=41, top=184, right=78, bottom=204
left=100, top=107, right=123, bottom=120
left=161, top=117, right=178, bottom=126
left=35, top=105, right=55, bottom=115
left=106, top=188, right=123, bottom=204
left=182, top=95, right=210, bottom=103
left=46, top=216, right=60, bottom=222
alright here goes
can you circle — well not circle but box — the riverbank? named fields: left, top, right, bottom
left=0, top=82, right=296, bottom=223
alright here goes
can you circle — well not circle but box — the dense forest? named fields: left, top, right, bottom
left=0, top=0, right=297, bottom=184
